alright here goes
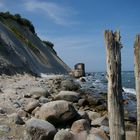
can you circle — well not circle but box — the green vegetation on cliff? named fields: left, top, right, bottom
left=0, top=11, right=35, bottom=34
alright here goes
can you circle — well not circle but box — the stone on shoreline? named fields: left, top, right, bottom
left=54, top=91, right=80, bottom=102
left=61, top=79, right=80, bottom=91
left=71, top=119, right=90, bottom=133
left=54, top=130, right=74, bottom=140
left=91, top=116, right=108, bottom=127
left=24, top=100, right=39, bottom=113
left=29, top=87, right=50, bottom=99
left=25, top=118, right=56, bottom=140
left=38, top=100, right=78, bottom=125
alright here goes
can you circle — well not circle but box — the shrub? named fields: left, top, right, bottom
left=0, top=11, right=35, bottom=34
left=43, top=40, right=54, bottom=48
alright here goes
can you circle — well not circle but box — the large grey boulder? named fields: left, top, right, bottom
left=29, top=87, right=50, bottom=99
left=25, top=118, right=56, bottom=140
left=54, top=130, right=74, bottom=140
left=61, top=79, right=80, bottom=91
left=54, top=91, right=80, bottom=102
left=38, top=100, right=78, bottom=124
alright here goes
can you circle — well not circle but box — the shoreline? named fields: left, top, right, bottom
left=0, top=74, right=137, bottom=139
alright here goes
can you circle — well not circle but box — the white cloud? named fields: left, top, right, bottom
left=24, top=0, right=77, bottom=26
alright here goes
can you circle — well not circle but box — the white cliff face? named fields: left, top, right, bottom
left=0, top=18, right=71, bottom=75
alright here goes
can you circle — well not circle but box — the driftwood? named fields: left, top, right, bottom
left=134, top=35, right=140, bottom=140
left=104, top=30, right=125, bottom=140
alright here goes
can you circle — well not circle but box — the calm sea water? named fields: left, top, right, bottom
left=83, top=71, right=135, bottom=94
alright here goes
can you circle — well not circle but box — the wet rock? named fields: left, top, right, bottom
left=29, top=87, right=50, bottom=99
left=26, top=118, right=56, bottom=140
left=25, top=100, right=39, bottom=113
left=38, top=100, right=78, bottom=125
left=54, top=130, right=74, bottom=140
left=54, top=91, right=80, bottom=102
left=71, top=119, right=90, bottom=133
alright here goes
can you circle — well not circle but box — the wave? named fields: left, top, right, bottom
left=123, top=87, right=136, bottom=95
left=40, top=73, right=64, bottom=79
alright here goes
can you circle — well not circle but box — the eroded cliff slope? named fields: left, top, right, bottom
left=0, top=12, right=70, bottom=75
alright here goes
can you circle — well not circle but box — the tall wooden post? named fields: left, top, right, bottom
left=134, top=35, right=140, bottom=140
left=104, top=30, right=125, bottom=140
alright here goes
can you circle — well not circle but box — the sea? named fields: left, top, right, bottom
left=80, top=71, right=136, bottom=95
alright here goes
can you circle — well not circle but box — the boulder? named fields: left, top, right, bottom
left=61, top=79, right=80, bottom=91
left=74, top=69, right=85, bottom=78
left=17, top=109, right=28, bottom=117
left=91, top=116, right=108, bottom=127
left=25, top=118, right=56, bottom=140
left=78, top=99, right=89, bottom=107
left=87, top=111, right=101, bottom=121
left=39, top=96, right=49, bottom=104
left=126, top=131, right=136, bottom=140
left=71, top=119, right=90, bottom=133
left=88, top=128, right=109, bottom=140
left=74, top=63, right=85, bottom=78
left=54, top=91, right=80, bottom=102
left=38, top=100, right=78, bottom=124
left=54, top=130, right=74, bottom=140
left=29, top=87, right=50, bottom=99
left=78, top=111, right=90, bottom=121
left=24, top=100, right=39, bottom=113
left=74, top=131, right=88, bottom=140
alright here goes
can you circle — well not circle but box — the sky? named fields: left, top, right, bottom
left=0, top=0, right=140, bottom=72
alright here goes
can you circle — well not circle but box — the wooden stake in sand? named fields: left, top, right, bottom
left=134, top=35, right=140, bottom=140
left=104, top=30, right=125, bottom=140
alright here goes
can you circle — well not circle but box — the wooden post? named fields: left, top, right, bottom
left=134, top=35, right=140, bottom=140
left=104, top=30, right=125, bottom=140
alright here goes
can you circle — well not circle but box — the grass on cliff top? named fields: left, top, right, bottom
left=0, top=11, right=35, bottom=34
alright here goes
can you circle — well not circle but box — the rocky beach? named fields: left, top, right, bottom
left=0, top=73, right=137, bottom=140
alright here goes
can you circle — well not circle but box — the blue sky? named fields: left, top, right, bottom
left=0, top=0, right=140, bottom=72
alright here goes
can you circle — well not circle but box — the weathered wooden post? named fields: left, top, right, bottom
left=104, top=30, right=125, bottom=140
left=134, top=34, right=140, bottom=140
